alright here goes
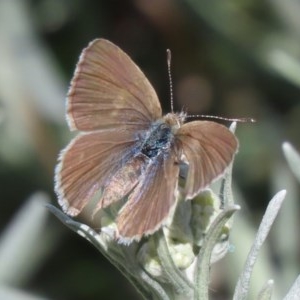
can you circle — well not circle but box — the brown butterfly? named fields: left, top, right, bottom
left=54, top=39, right=238, bottom=243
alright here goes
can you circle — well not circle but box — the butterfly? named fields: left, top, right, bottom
left=54, top=39, right=238, bottom=243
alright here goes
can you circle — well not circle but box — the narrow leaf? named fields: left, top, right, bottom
left=257, top=279, right=274, bottom=300
left=283, top=275, right=300, bottom=300
left=233, top=190, right=286, bottom=300
left=282, top=142, right=300, bottom=182
left=194, top=205, right=239, bottom=300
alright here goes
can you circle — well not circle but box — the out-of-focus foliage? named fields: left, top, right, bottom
left=0, top=0, right=299, bottom=299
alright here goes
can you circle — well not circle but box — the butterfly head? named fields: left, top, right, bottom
left=163, top=111, right=186, bottom=133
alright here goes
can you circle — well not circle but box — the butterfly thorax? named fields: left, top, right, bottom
left=140, top=112, right=185, bottom=159
left=141, top=122, right=173, bottom=158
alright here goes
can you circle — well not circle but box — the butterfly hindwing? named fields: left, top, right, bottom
left=117, top=151, right=180, bottom=241
left=176, top=121, right=238, bottom=199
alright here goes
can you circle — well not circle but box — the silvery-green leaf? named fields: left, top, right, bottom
left=194, top=205, right=239, bottom=300
left=154, top=230, right=193, bottom=296
left=257, top=279, right=274, bottom=300
left=283, top=275, right=300, bottom=300
left=0, top=286, right=48, bottom=300
left=0, top=192, right=50, bottom=285
left=233, top=190, right=286, bottom=300
left=282, top=142, right=300, bottom=182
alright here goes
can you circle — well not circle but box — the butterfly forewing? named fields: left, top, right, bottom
left=55, top=129, right=139, bottom=216
left=176, top=121, right=238, bottom=198
left=117, top=151, right=180, bottom=242
left=67, top=39, right=162, bottom=131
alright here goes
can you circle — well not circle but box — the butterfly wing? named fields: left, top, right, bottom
left=117, top=151, right=180, bottom=242
left=67, top=39, right=162, bottom=131
left=176, top=121, right=238, bottom=199
left=55, top=129, right=139, bottom=216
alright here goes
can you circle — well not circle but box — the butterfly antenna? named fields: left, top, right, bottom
left=186, top=114, right=256, bottom=123
left=167, top=49, right=174, bottom=113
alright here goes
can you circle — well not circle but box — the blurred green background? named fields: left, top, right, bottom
left=0, top=0, right=299, bottom=299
